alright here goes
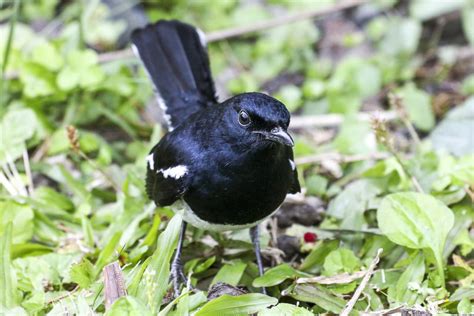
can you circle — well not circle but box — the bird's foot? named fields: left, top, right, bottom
left=170, top=259, right=189, bottom=297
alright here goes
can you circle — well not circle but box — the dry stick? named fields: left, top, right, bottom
left=295, top=152, right=389, bottom=165
left=97, top=0, right=365, bottom=64
left=341, top=248, right=383, bottom=316
left=206, top=0, right=365, bottom=42
left=388, top=93, right=421, bottom=146
left=103, top=261, right=127, bottom=309
left=290, top=111, right=397, bottom=129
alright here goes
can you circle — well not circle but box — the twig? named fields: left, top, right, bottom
left=103, top=261, right=127, bottom=309
left=388, top=93, right=421, bottom=145
left=371, top=116, right=424, bottom=193
left=46, top=286, right=79, bottom=305
left=297, top=270, right=367, bottom=285
left=206, top=0, right=365, bottom=42
left=97, top=0, right=365, bottom=64
left=67, top=125, right=121, bottom=192
left=341, top=248, right=383, bottom=316
left=295, top=152, right=389, bottom=165
left=290, top=111, right=397, bottom=129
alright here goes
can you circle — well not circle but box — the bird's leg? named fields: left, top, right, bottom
left=170, top=221, right=188, bottom=297
left=250, top=225, right=267, bottom=295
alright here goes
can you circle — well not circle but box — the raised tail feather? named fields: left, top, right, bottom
left=131, top=20, right=217, bottom=130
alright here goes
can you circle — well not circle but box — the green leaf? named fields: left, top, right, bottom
left=31, top=42, right=63, bottom=71
left=19, top=63, right=57, bottom=97
left=394, top=252, right=425, bottom=304
left=259, top=303, right=313, bottom=316
left=0, top=108, right=38, bottom=160
left=0, top=201, right=34, bottom=244
left=94, top=232, right=121, bottom=277
left=253, top=264, right=307, bottom=288
left=430, top=97, right=474, bottom=156
left=377, top=192, right=454, bottom=282
left=458, top=297, right=472, bottom=314
left=211, top=261, right=247, bottom=286
left=284, top=284, right=346, bottom=314
left=327, top=179, right=382, bottom=230
left=105, top=296, right=152, bottom=316
left=410, top=0, right=464, bottom=21
left=70, top=259, right=94, bottom=288
left=195, top=294, right=277, bottom=316
left=139, top=215, right=182, bottom=314
left=300, top=239, right=339, bottom=272
left=274, top=85, right=302, bottom=112
left=462, top=7, right=474, bottom=46
left=0, top=223, right=17, bottom=308
left=380, top=18, right=421, bottom=56
left=396, top=83, right=435, bottom=131
left=323, top=248, right=361, bottom=276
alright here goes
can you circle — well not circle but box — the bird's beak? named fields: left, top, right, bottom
left=257, top=127, right=294, bottom=147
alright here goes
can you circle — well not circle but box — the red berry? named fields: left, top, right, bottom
left=304, top=232, right=317, bottom=243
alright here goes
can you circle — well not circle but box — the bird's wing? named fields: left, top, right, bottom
left=145, top=136, right=191, bottom=206
left=131, top=20, right=218, bottom=131
left=288, top=150, right=301, bottom=194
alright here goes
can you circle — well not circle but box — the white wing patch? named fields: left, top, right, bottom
left=158, top=165, right=188, bottom=179
left=146, top=153, right=155, bottom=170
left=289, top=159, right=296, bottom=171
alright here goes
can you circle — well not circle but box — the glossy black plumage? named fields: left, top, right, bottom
left=132, top=20, right=300, bottom=229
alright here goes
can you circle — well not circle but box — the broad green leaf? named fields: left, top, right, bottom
left=0, top=201, right=34, bottom=244
left=327, top=179, right=382, bottom=230
left=300, top=239, right=339, bottom=272
left=275, top=85, right=302, bottom=112
left=31, top=42, right=63, bottom=71
left=105, top=296, right=151, bottom=316
left=430, top=97, right=474, bottom=156
left=323, top=248, right=361, bottom=276
left=410, top=0, right=464, bottom=21
left=0, top=108, right=38, bottom=160
left=211, top=261, right=247, bottom=286
left=380, top=18, right=421, bottom=56
left=457, top=297, right=472, bottom=314
left=332, top=117, right=375, bottom=155
left=284, top=284, right=346, bottom=314
left=70, top=259, right=94, bottom=288
left=259, top=303, right=313, bottom=316
left=377, top=192, right=454, bottom=282
left=396, top=83, right=435, bottom=131
left=139, top=215, right=182, bottom=314
left=19, top=63, right=57, bottom=97
left=253, top=264, right=308, bottom=288
left=195, top=294, right=277, bottom=316
left=0, top=223, right=17, bottom=308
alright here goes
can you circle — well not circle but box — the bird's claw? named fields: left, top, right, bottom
left=170, top=259, right=189, bottom=297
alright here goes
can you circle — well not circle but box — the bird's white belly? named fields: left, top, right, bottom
left=171, top=199, right=279, bottom=232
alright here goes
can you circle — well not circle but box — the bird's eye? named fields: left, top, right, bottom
left=238, top=110, right=251, bottom=126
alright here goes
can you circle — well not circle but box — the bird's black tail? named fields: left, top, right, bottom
left=131, top=20, right=217, bottom=130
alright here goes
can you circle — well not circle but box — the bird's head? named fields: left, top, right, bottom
left=224, top=92, right=294, bottom=147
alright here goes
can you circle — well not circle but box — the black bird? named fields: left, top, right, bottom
left=131, top=20, right=300, bottom=295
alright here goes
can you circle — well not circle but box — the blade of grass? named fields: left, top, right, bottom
left=138, top=214, right=183, bottom=314
left=0, top=0, right=20, bottom=109
left=0, top=223, right=16, bottom=308
left=95, top=232, right=122, bottom=277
